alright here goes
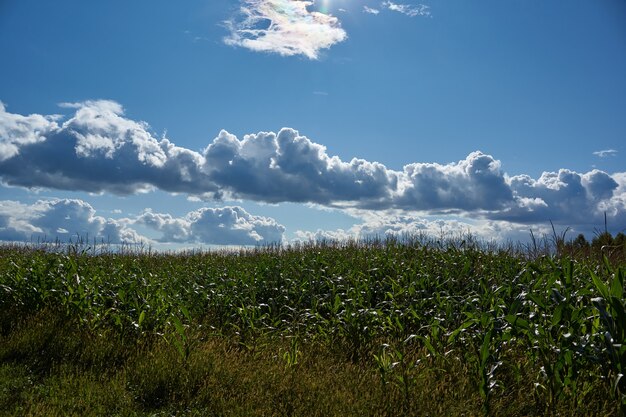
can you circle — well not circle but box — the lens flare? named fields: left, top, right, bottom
left=318, top=0, right=331, bottom=14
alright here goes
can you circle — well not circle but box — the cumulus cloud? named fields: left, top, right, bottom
left=294, top=225, right=356, bottom=242
left=0, top=199, right=285, bottom=246
left=0, top=100, right=216, bottom=196
left=593, top=149, right=618, bottom=158
left=295, top=211, right=547, bottom=245
left=136, top=206, right=285, bottom=245
left=396, top=151, right=513, bottom=211
left=1, top=100, right=625, bottom=234
left=202, top=128, right=399, bottom=206
left=0, top=199, right=142, bottom=243
left=501, top=169, right=623, bottom=227
left=224, top=0, right=347, bottom=59
left=0, top=101, right=59, bottom=162
left=382, top=1, right=431, bottom=17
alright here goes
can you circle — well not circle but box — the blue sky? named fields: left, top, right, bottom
left=1, top=0, right=625, bottom=248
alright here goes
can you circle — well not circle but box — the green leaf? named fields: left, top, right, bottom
left=418, top=336, right=437, bottom=357
left=591, top=270, right=610, bottom=299
left=552, top=304, right=565, bottom=326
left=138, top=310, right=146, bottom=327
left=505, top=314, right=530, bottom=331
left=480, top=330, right=492, bottom=365
left=564, top=258, right=574, bottom=287
left=508, top=298, right=522, bottom=316
left=171, top=315, right=185, bottom=337
left=608, top=297, right=626, bottom=341
left=180, top=305, right=191, bottom=321
left=447, top=319, right=476, bottom=343
left=171, top=336, right=185, bottom=359
left=528, top=293, right=547, bottom=310
left=610, top=268, right=624, bottom=299
left=603, top=255, right=614, bottom=275
left=333, top=294, right=341, bottom=312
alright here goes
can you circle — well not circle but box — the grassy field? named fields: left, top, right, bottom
left=1, top=235, right=625, bottom=416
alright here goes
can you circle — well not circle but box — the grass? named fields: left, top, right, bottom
left=1, top=235, right=625, bottom=416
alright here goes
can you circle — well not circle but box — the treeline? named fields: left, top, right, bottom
left=561, top=231, right=626, bottom=261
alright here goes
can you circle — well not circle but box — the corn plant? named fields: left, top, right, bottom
left=591, top=262, right=626, bottom=410
left=1, top=237, right=625, bottom=414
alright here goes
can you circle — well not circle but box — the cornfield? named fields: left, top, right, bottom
left=1, top=237, right=625, bottom=416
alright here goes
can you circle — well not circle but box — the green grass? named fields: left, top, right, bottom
left=1, top=237, right=625, bottom=416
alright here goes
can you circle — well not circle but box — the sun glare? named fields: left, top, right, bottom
left=319, top=0, right=332, bottom=14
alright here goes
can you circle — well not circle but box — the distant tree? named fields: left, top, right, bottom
left=572, top=234, right=589, bottom=250
left=592, top=232, right=613, bottom=252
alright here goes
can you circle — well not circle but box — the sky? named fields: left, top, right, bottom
left=0, top=0, right=625, bottom=249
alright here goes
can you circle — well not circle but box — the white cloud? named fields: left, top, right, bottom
left=136, top=206, right=285, bottom=245
left=66, top=100, right=167, bottom=167
left=294, top=211, right=548, bottom=245
left=1, top=99, right=625, bottom=235
left=382, top=1, right=431, bottom=17
left=0, top=101, right=59, bottom=162
left=363, top=6, right=380, bottom=15
left=202, top=128, right=399, bottom=206
left=224, top=0, right=347, bottom=59
left=593, top=149, right=618, bottom=158
left=396, top=151, right=513, bottom=211
left=0, top=199, right=143, bottom=243
left=0, top=199, right=285, bottom=246
left=502, top=169, right=623, bottom=228
left=0, top=100, right=215, bottom=196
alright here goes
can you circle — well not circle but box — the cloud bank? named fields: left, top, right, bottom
left=294, top=212, right=544, bottom=245
left=0, top=100, right=215, bottom=196
left=136, top=206, right=285, bottom=246
left=224, top=0, right=347, bottom=59
left=0, top=199, right=285, bottom=246
left=0, top=199, right=141, bottom=244
left=1, top=100, right=625, bottom=234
